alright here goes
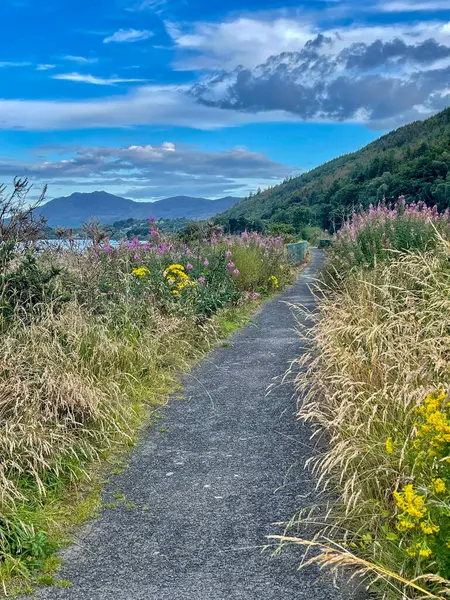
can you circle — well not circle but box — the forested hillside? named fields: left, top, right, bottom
left=218, top=107, right=450, bottom=232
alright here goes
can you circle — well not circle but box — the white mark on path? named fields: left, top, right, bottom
left=204, top=484, right=211, bottom=488
left=166, top=472, right=174, bottom=477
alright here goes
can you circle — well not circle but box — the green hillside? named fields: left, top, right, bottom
left=218, top=107, right=450, bottom=233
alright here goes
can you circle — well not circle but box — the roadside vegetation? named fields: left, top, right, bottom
left=0, top=179, right=296, bottom=595
left=276, top=198, right=450, bottom=599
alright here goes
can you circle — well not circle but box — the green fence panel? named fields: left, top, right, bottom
left=286, top=241, right=308, bottom=264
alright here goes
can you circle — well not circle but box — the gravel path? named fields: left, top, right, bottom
left=30, top=249, right=350, bottom=600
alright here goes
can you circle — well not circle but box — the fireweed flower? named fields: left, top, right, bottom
left=203, top=260, right=209, bottom=266
left=225, top=250, right=232, bottom=257
left=199, top=276, right=206, bottom=284
left=104, top=244, right=113, bottom=254
left=232, top=269, right=240, bottom=275
left=186, top=263, right=193, bottom=271
left=227, top=262, right=235, bottom=269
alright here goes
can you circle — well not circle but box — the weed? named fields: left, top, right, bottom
left=36, top=575, right=54, bottom=586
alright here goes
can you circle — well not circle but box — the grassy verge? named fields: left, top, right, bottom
left=278, top=202, right=450, bottom=599
left=0, top=227, right=299, bottom=596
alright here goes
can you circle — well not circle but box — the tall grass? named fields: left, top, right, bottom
left=0, top=228, right=296, bottom=593
left=285, top=229, right=450, bottom=598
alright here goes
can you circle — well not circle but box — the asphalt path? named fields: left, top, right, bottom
left=29, top=249, right=351, bottom=600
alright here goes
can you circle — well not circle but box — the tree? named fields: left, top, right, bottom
left=0, top=178, right=47, bottom=242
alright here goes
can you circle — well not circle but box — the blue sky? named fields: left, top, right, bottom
left=1, top=0, right=450, bottom=201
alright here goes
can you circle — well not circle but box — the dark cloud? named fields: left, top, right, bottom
left=343, top=38, right=450, bottom=70
left=190, top=36, right=450, bottom=126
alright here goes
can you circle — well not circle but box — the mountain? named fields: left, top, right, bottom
left=218, top=106, right=450, bottom=232
left=37, top=192, right=241, bottom=227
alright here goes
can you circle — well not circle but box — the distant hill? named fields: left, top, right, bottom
left=218, top=106, right=450, bottom=232
left=37, top=191, right=241, bottom=227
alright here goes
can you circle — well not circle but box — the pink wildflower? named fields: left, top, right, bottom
left=232, top=268, right=240, bottom=275
left=203, top=260, right=209, bottom=266
left=186, top=263, right=193, bottom=271
left=227, top=262, right=235, bottom=269
left=199, top=276, right=206, bottom=284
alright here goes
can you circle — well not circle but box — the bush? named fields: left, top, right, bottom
left=0, top=242, right=65, bottom=326
left=299, top=226, right=326, bottom=246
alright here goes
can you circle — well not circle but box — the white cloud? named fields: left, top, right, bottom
left=103, top=29, right=153, bottom=43
left=127, top=0, right=167, bottom=11
left=167, top=15, right=450, bottom=70
left=36, top=64, right=56, bottom=71
left=166, top=18, right=313, bottom=70
left=63, top=55, right=99, bottom=64
left=52, top=72, right=147, bottom=86
left=0, top=61, right=31, bottom=68
left=377, top=0, right=450, bottom=11
left=0, top=85, right=299, bottom=131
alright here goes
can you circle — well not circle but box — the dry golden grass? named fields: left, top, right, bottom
left=285, top=243, right=450, bottom=599
left=0, top=299, right=216, bottom=509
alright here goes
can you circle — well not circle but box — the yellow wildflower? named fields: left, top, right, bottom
left=415, top=390, right=450, bottom=456
left=394, top=484, right=427, bottom=519
left=419, top=548, right=432, bottom=559
left=385, top=437, right=394, bottom=454
left=432, top=478, right=446, bottom=494
left=396, top=519, right=415, bottom=532
left=172, top=290, right=180, bottom=296
left=132, top=267, right=150, bottom=278
left=420, top=522, right=440, bottom=535
left=268, top=275, right=279, bottom=289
